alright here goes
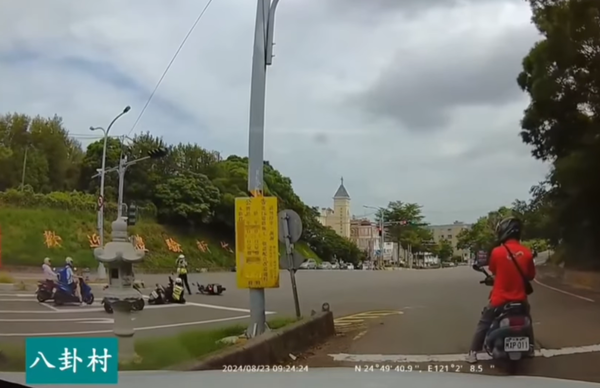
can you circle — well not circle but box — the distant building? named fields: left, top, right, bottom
left=350, top=218, right=377, bottom=253
left=428, top=221, right=471, bottom=260
left=318, top=177, right=351, bottom=239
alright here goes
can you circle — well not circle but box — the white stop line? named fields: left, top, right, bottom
left=329, top=344, right=600, bottom=363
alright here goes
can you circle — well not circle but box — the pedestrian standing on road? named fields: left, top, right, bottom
left=466, top=217, right=536, bottom=364
left=176, top=254, right=192, bottom=295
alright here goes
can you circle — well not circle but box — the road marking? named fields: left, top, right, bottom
left=40, top=303, right=59, bottom=312
left=329, top=344, right=600, bottom=363
left=78, top=319, right=114, bottom=324
left=353, top=330, right=368, bottom=341
left=186, top=302, right=276, bottom=314
left=334, top=310, right=403, bottom=328
left=0, top=294, right=276, bottom=314
left=0, top=315, right=252, bottom=337
left=0, top=318, right=114, bottom=323
left=0, top=303, right=188, bottom=314
left=534, top=279, right=595, bottom=303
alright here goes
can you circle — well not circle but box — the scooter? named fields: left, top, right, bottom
left=53, top=276, right=94, bottom=306
left=194, top=282, right=226, bottom=295
left=35, top=279, right=56, bottom=302
left=473, top=264, right=534, bottom=373
left=102, top=281, right=145, bottom=314
left=148, top=276, right=174, bottom=305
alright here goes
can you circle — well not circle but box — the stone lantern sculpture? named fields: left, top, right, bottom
left=94, top=217, right=145, bottom=362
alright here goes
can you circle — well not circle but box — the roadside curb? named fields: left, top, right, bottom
left=178, top=310, right=335, bottom=371
left=536, top=265, right=600, bottom=294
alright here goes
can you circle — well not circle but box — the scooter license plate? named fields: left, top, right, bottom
left=504, top=337, right=529, bottom=352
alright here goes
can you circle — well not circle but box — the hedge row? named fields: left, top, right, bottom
left=0, top=188, right=156, bottom=218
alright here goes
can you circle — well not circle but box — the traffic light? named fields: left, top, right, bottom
left=127, top=203, right=137, bottom=226
left=147, top=147, right=168, bottom=159
left=378, top=227, right=382, bottom=236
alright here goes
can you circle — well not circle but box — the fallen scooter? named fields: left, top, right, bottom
left=473, top=264, right=534, bottom=373
left=148, top=276, right=175, bottom=305
left=193, top=282, right=226, bottom=295
left=102, top=280, right=145, bottom=314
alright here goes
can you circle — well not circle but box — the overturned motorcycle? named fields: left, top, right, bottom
left=473, top=264, right=534, bottom=373
left=102, top=280, right=145, bottom=313
left=148, top=276, right=187, bottom=304
left=193, top=282, right=226, bottom=295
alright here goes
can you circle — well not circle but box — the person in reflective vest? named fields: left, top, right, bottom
left=176, top=254, right=192, bottom=295
left=171, top=278, right=186, bottom=303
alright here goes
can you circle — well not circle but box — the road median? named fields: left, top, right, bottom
left=180, top=309, right=335, bottom=371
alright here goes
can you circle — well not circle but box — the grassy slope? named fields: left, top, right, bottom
left=0, top=207, right=320, bottom=270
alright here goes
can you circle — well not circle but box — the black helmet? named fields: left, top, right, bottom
left=495, top=217, right=522, bottom=243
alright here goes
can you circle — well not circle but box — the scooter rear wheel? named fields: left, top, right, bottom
left=103, top=302, right=114, bottom=314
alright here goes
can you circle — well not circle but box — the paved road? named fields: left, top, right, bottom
left=290, top=267, right=600, bottom=383
left=2, top=268, right=600, bottom=383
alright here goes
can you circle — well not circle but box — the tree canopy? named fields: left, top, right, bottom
left=514, top=0, right=600, bottom=268
left=0, top=112, right=363, bottom=264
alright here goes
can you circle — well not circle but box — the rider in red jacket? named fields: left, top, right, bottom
left=466, top=217, right=535, bottom=363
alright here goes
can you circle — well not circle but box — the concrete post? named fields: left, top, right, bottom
left=93, top=218, right=145, bottom=362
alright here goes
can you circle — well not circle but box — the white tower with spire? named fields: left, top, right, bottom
left=333, top=177, right=351, bottom=239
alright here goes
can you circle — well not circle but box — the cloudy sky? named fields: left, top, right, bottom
left=0, top=0, right=548, bottom=224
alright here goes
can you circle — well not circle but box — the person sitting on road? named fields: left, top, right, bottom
left=42, top=257, right=57, bottom=282
left=65, top=257, right=83, bottom=305
left=170, top=277, right=186, bottom=304
left=176, top=254, right=192, bottom=295
left=466, top=217, right=536, bottom=364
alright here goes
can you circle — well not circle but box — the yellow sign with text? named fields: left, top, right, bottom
left=235, top=196, right=279, bottom=289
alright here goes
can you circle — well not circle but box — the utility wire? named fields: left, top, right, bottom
left=126, top=0, right=216, bottom=138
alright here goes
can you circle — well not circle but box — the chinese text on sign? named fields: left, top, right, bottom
left=235, top=196, right=279, bottom=288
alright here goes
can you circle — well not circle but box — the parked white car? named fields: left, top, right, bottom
left=346, top=263, right=354, bottom=270
left=300, top=259, right=317, bottom=270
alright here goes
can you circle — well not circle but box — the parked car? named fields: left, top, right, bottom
left=346, top=263, right=354, bottom=270
left=300, top=259, right=317, bottom=270
left=331, top=262, right=339, bottom=269
left=319, top=262, right=333, bottom=270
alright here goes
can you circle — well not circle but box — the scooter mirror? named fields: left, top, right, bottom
left=472, top=264, right=483, bottom=272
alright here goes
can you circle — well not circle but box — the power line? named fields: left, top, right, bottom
left=126, top=0, right=216, bottom=138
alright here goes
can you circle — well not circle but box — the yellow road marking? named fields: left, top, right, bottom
left=334, top=310, right=403, bottom=328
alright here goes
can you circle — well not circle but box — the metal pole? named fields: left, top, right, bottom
left=379, top=213, right=384, bottom=269
left=93, top=106, right=130, bottom=279
left=117, top=157, right=127, bottom=218
left=20, top=146, right=28, bottom=190
left=283, top=215, right=301, bottom=319
left=246, top=0, right=280, bottom=338
left=97, top=130, right=109, bottom=279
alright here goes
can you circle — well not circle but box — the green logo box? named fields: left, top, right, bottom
left=26, top=337, right=118, bottom=385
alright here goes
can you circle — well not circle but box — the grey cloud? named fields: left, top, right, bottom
left=349, top=26, right=540, bottom=132
left=323, top=0, right=522, bottom=19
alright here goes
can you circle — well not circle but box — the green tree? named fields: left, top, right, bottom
left=517, top=0, right=600, bottom=267
left=437, top=239, right=454, bottom=261
left=379, top=201, right=432, bottom=253
left=154, top=172, right=220, bottom=227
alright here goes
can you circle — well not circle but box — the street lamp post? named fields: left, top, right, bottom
left=90, top=105, right=131, bottom=279
left=245, top=0, right=280, bottom=339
